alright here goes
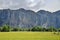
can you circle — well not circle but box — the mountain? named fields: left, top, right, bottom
left=0, top=8, right=60, bottom=28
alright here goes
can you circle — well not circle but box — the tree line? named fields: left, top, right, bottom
left=0, top=25, right=60, bottom=32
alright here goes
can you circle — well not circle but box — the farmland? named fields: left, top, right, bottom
left=0, top=32, right=60, bottom=40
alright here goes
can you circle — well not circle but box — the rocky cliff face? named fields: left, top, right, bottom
left=0, top=8, right=60, bottom=28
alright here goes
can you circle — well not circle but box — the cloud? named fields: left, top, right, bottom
left=0, top=0, right=60, bottom=12
left=40, top=0, right=60, bottom=12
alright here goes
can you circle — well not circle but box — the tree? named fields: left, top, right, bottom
left=1, top=25, right=11, bottom=32
left=48, top=26, right=57, bottom=32
left=41, top=28, right=46, bottom=32
left=45, top=28, right=50, bottom=32
left=58, top=28, right=60, bottom=32
left=31, top=26, right=42, bottom=31
left=12, top=28, right=20, bottom=31
left=0, top=27, right=2, bottom=32
left=57, top=28, right=60, bottom=35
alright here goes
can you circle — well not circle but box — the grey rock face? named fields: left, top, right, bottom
left=0, top=9, right=60, bottom=28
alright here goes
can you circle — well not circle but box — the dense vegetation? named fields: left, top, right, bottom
left=0, top=25, right=60, bottom=32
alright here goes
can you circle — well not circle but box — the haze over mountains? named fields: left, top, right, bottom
left=0, top=8, right=60, bottom=28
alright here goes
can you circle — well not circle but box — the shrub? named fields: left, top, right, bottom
left=12, top=28, right=20, bottom=31
left=31, top=26, right=42, bottom=31
left=1, top=25, right=11, bottom=32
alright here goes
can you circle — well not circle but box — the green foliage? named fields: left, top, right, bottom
left=41, top=28, right=46, bottom=32
left=12, top=28, right=20, bottom=31
left=58, top=28, right=60, bottom=32
left=0, top=25, right=59, bottom=32
left=0, top=27, right=2, bottom=32
left=48, top=26, right=57, bottom=32
left=1, top=25, right=11, bottom=32
left=31, top=26, right=42, bottom=31
left=31, top=26, right=57, bottom=32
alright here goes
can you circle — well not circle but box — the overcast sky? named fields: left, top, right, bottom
left=0, top=0, right=60, bottom=12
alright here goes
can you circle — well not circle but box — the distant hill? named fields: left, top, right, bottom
left=0, top=8, right=60, bottom=28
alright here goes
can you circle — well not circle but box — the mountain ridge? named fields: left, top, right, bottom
left=0, top=8, right=58, bottom=13
left=0, top=8, right=60, bottom=28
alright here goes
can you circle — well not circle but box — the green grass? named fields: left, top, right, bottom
left=0, top=32, right=60, bottom=40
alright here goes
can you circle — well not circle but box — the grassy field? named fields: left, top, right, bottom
left=0, top=32, right=60, bottom=40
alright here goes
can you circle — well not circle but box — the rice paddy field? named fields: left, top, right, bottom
left=0, top=32, right=60, bottom=40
